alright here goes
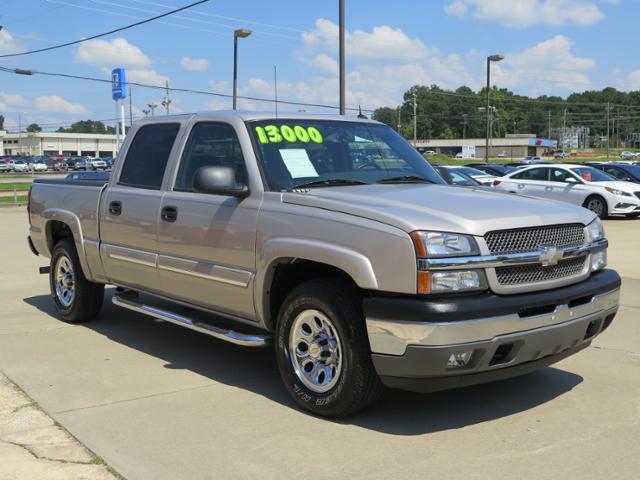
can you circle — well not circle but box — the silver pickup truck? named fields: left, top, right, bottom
left=27, top=112, right=621, bottom=417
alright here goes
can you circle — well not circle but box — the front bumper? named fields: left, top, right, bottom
left=365, top=269, right=620, bottom=392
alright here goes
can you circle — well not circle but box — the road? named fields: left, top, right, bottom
left=1, top=207, right=639, bottom=480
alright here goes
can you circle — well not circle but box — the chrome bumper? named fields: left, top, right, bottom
left=367, top=288, right=619, bottom=356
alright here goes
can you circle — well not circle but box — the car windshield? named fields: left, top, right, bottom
left=570, top=167, right=616, bottom=182
left=435, top=167, right=478, bottom=186
left=248, top=119, right=444, bottom=191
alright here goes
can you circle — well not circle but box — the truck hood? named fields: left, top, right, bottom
left=282, top=184, right=596, bottom=236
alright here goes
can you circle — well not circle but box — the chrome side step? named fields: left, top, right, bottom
left=112, top=293, right=271, bottom=347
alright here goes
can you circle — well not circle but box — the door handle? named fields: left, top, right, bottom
left=518, top=184, right=525, bottom=189
left=161, top=206, right=178, bottom=222
left=109, top=201, right=122, bottom=215
left=545, top=186, right=553, bottom=191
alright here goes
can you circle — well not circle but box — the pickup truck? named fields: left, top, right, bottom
left=27, top=112, right=621, bottom=417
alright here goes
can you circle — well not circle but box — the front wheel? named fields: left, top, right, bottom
left=49, top=239, right=104, bottom=323
left=275, top=278, right=383, bottom=417
left=583, top=195, right=608, bottom=219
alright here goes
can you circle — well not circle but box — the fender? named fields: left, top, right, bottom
left=43, top=209, right=95, bottom=282
left=255, top=237, right=379, bottom=327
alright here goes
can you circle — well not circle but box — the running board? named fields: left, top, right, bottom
left=112, top=294, right=271, bottom=347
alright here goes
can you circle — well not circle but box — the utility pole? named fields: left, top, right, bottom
left=547, top=111, right=551, bottom=140
left=147, top=102, right=158, bottom=116
left=397, top=107, right=401, bottom=133
left=562, top=108, right=567, bottom=150
left=273, top=65, right=278, bottom=117
left=339, top=0, right=345, bottom=115
left=412, top=92, right=417, bottom=146
left=128, top=87, right=133, bottom=128
left=161, top=81, right=171, bottom=114
left=462, top=114, right=468, bottom=142
left=606, top=102, right=610, bottom=159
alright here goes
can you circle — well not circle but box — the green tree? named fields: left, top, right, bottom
left=26, top=123, right=42, bottom=133
left=0, top=115, right=4, bottom=130
left=57, top=120, right=116, bottom=134
left=372, top=107, right=398, bottom=129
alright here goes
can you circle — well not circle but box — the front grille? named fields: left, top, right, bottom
left=495, top=256, right=587, bottom=286
left=485, top=224, right=585, bottom=255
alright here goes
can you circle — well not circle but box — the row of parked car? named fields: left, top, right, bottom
left=435, top=160, right=640, bottom=219
left=0, top=155, right=115, bottom=173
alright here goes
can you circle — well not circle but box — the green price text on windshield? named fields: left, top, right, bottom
left=255, top=125, right=324, bottom=144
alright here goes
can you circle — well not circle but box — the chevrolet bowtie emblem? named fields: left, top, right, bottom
left=538, top=245, right=563, bottom=267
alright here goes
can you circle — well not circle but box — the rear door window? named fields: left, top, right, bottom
left=118, top=123, right=180, bottom=189
left=512, top=168, right=549, bottom=181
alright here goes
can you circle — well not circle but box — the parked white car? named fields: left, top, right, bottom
left=492, top=163, right=640, bottom=218
left=89, top=158, right=107, bottom=170
left=439, top=165, right=496, bottom=186
left=12, top=161, right=29, bottom=172
left=29, top=161, right=48, bottom=172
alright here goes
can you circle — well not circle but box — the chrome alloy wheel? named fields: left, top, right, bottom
left=54, top=255, right=75, bottom=307
left=289, top=309, right=343, bottom=394
left=586, top=198, right=604, bottom=216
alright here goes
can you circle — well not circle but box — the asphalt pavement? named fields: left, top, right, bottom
left=0, top=207, right=638, bottom=480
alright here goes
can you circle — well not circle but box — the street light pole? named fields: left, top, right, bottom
left=339, top=0, right=345, bottom=115
left=485, top=54, right=505, bottom=162
left=413, top=92, right=417, bottom=146
left=233, top=28, right=252, bottom=110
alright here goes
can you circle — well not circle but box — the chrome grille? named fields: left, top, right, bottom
left=495, top=257, right=587, bottom=286
left=485, top=224, right=585, bottom=255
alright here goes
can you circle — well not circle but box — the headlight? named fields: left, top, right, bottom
left=411, top=231, right=486, bottom=294
left=430, top=270, right=487, bottom=292
left=605, top=187, right=631, bottom=197
left=585, top=217, right=605, bottom=243
left=590, top=250, right=607, bottom=272
left=410, top=231, right=479, bottom=257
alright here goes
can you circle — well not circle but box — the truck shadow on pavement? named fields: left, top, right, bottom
left=24, top=291, right=583, bottom=436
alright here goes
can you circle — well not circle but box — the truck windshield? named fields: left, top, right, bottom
left=248, top=119, right=444, bottom=191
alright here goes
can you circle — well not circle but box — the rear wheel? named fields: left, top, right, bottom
left=275, top=278, right=383, bottom=417
left=583, top=195, right=608, bottom=219
left=49, top=239, right=104, bottom=323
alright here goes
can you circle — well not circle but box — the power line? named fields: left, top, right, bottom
left=0, top=65, right=374, bottom=113
left=0, top=0, right=209, bottom=58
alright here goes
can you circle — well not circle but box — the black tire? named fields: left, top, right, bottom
left=49, top=239, right=104, bottom=323
left=583, top=195, right=608, bottom=219
left=626, top=212, right=640, bottom=218
left=275, top=278, right=384, bottom=418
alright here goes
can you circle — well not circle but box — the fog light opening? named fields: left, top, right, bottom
left=489, top=343, right=514, bottom=366
left=447, top=350, right=474, bottom=370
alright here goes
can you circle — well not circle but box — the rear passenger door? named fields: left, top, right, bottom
left=155, top=121, right=260, bottom=319
left=506, top=167, right=550, bottom=198
left=99, top=122, right=181, bottom=292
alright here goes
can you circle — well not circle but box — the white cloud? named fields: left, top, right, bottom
left=127, top=69, right=169, bottom=87
left=180, top=56, right=209, bottom=72
left=444, top=0, right=606, bottom=27
left=0, top=92, right=27, bottom=110
left=310, top=53, right=339, bottom=75
left=208, top=80, right=231, bottom=94
left=491, top=35, right=595, bottom=94
left=75, top=38, right=151, bottom=68
left=302, top=18, right=435, bottom=61
left=35, top=96, right=88, bottom=114
left=614, top=69, right=640, bottom=90
left=0, top=29, right=20, bottom=55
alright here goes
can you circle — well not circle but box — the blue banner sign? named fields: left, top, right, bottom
left=111, top=68, right=127, bottom=100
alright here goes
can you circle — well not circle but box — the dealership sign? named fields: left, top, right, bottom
left=111, top=68, right=127, bottom=100
left=462, top=145, right=476, bottom=158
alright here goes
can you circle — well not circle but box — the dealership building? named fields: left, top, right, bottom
left=414, top=134, right=558, bottom=159
left=0, top=131, right=117, bottom=157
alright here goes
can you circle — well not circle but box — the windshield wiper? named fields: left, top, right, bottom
left=377, top=175, right=436, bottom=184
left=291, top=179, right=369, bottom=189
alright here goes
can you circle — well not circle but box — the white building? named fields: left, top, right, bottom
left=0, top=131, right=117, bottom=157
left=414, top=134, right=557, bottom=158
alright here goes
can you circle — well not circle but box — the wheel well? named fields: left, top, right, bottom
left=267, top=260, right=360, bottom=326
left=46, top=220, right=74, bottom=252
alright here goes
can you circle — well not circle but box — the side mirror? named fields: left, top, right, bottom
left=193, top=166, right=249, bottom=198
left=565, top=177, right=579, bottom=183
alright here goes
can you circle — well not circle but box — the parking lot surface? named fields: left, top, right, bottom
left=1, top=207, right=639, bottom=480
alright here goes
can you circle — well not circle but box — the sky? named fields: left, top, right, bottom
left=0, top=0, right=639, bottom=131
